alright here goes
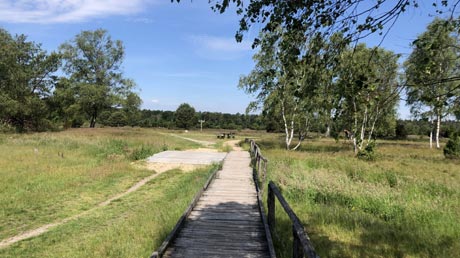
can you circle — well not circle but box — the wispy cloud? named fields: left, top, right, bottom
left=151, top=99, right=159, bottom=103
left=126, top=17, right=153, bottom=24
left=189, top=35, right=252, bottom=52
left=188, top=35, right=253, bottom=60
left=0, top=0, right=151, bottom=23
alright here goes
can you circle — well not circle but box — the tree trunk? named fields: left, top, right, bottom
left=90, top=116, right=96, bottom=128
left=353, top=137, right=358, bottom=154
left=358, top=106, right=368, bottom=151
left=325, top=124, right=330, bottom=137
left=429, top=130, right=433, bottom=149
left=436, top=110, right=441, bottom=149
left=281, top=101, right=291, bottom=150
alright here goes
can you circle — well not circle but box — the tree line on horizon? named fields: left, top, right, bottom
left=1, top=13, right=460, bottom=156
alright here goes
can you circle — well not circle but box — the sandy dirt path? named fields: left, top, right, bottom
left=168, top=133, right=215, bottom=146
left=0, top=170, right=167, bottom=249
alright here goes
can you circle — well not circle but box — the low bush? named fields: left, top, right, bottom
left=357, top=141, right=376, bottom=161
left=130, top=145, right=155, bottom=160
left=444, top=134, right=460, bottom=159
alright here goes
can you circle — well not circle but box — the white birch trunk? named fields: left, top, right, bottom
left=430, top=130, right=433, bottom=149
left=281, top=101, right=297, bottom=150
left=353, top=137, right=358, bottom=154
left=358, top=106, right=368, bottom=151
left=292, top=116, right=309, bottom=151
left=436, top=110, right=441, bottom=149
left=367, top=108, right=380, bottom=144
left=281, top=101, right=291, bottom=150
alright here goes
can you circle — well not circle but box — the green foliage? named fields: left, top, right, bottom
left=357, top=141, right=377, bottom=161
left=336, top=44, right=400, bottom=151
left=59, top=29, right=138, bottom=128
left=102, top=139, right=128, bottom=157
left=0, top=28, right=60, bottom=132
left=444, top=134, right=460, bottom=159
left=385, top=170, right=398, bottom=188
left=175, top=103, right=196, bottom=129
left=129, top=145, right=155, bottom=161
left=404, top=18, right=460, bottom=147
left=395, top=121, right=408, bottom=139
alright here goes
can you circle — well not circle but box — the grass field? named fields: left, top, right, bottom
left=0, top=128, right=221, bottom=257
left=250, top=136, right=460, bottom=258
left=2, top=128, right=458, bottom=257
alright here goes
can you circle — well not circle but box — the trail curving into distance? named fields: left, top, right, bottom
left=0, top=171, right=162, bottom=249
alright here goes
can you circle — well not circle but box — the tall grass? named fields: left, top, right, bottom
left=0, top=166, right=217, bottom=257
left=258, top=137, right=460, bottom=257
left=0, top=128, right=200, bottom=240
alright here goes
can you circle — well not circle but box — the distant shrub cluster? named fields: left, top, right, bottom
left=444, top=134, right=460, bottom=159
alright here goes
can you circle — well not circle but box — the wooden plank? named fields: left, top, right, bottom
left=172, top=238, right=268, bottom=250
left=185, top=220, right=264, bottom=229
left=164, top=247, right=269, bottom=258
left=188, top=213, right=262, bottom=222
left=194, top=203, right=258, bottom=210
left=155, top=149, right=272, bottom=258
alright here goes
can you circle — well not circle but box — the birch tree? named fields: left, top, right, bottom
left=404, top=18, right=460, bottom=149
left=239, top=30, right=317, bottom=150
left=336, top=44, right=400, bottom=153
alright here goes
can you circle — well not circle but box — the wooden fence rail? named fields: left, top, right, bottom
left=268, top=182, right=320, bottom=258
left=248, top=139, right=320, bottom=258
left=248, top=139, right=268, bottom=190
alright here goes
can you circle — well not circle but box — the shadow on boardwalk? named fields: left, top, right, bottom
left=162, top=201, right=270, bottom=258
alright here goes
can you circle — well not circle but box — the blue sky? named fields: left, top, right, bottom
left=0, top=1, right=450, bottom=118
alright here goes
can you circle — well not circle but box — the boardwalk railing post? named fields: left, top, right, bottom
left=263, top=161, right=267, bottom=187
left=293, top=224, right=303, bottom=258
left=267, top=183, right=275, bottom=234
left=257, top=155, right=261, bottom=173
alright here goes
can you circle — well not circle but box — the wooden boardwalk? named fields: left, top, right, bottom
left=162, top=150, right=271, bottom=258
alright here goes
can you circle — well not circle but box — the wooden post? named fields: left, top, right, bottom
left=263, top=161, right=267, bottom=184
left=257, top=156, right=261, bottom=172
left=293, top=224, right=303, bottom=258
left=267, top=184, right=275, bottom=234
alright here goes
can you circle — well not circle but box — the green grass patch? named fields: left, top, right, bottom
left=0, top=128, right=201, bottom=240
left=0, top=166, right=216, bottom=258
left=258, top=136, right=460, bottom=257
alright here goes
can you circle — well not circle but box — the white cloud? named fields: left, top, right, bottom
left=151, top=99, right=159, bottom=103
left=189, top=35, right=252, bottom=52
left=0, top=0, right=152, bottom=23
left=126, top=17, right=153, bottom=24
left=188, top=35, right=253, bottom=60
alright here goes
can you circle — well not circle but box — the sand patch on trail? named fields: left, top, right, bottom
left=134, top=161, right=208, bottom=173
left=187, top=148, right=219, bottom=152
left=224, top=140, right=242, bottom=151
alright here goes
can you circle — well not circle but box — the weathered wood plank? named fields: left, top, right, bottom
left=157, top=150, right=272, bottom=258
left=164, top=247, right=269, bottom=258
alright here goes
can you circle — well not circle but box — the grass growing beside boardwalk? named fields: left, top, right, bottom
left=0, top=166, right=216, bottom=258
left=256, top=137, right=460, bottom=258
left=0, top=128, right=200, bottom=240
